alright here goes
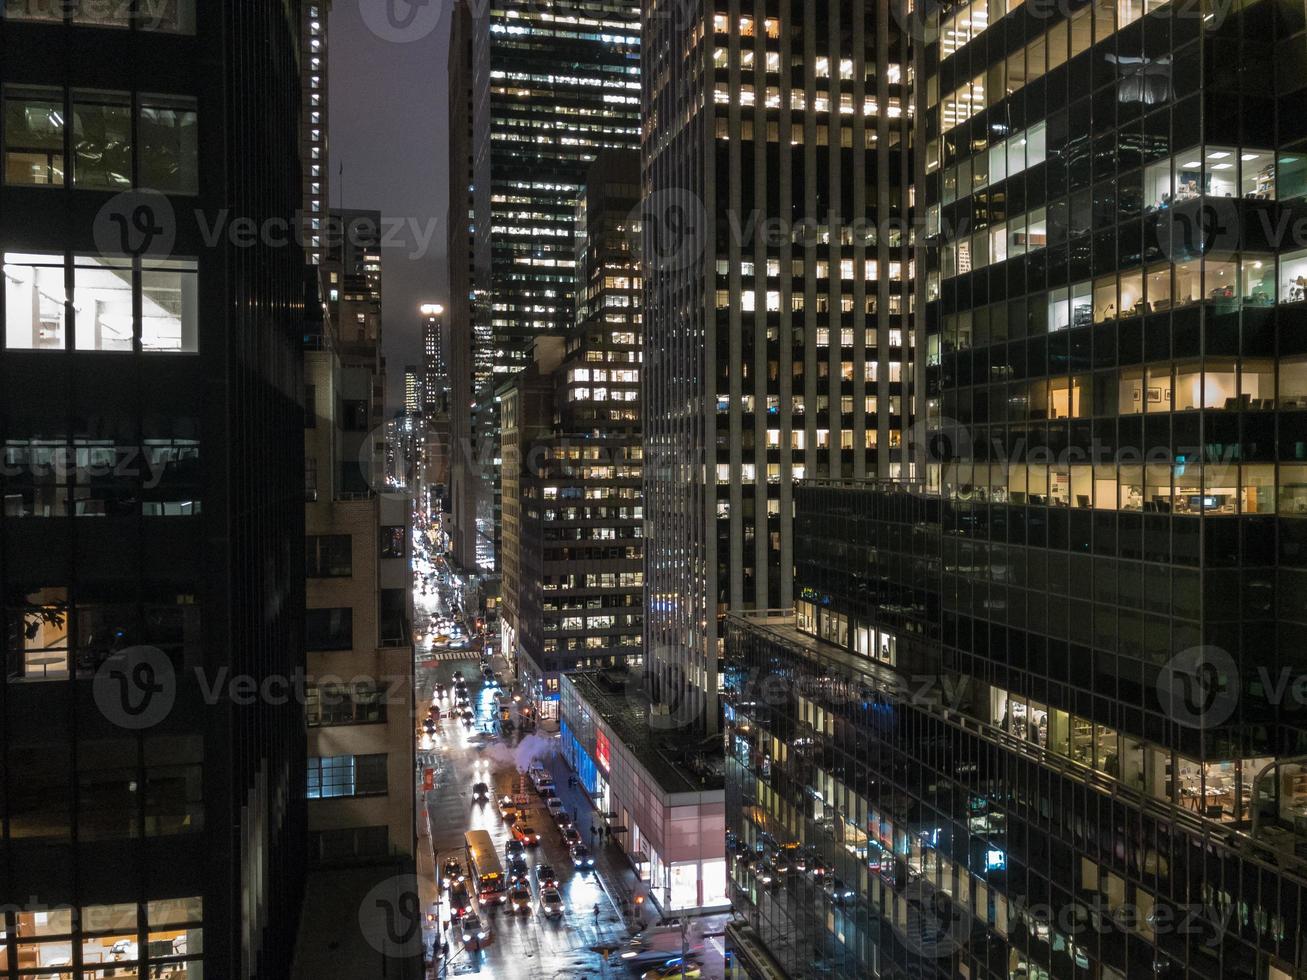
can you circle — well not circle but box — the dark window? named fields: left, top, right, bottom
left=379, top=589, right=408, bottom=647
left=306, top=535, right=352, bottom=578
left=305, top=607, right=352, bottom=650
left=379, top=525, right=406, bottom=559
left=342, top=400, right=369, bottom=431
left=307, top=683, right=387, bottom=726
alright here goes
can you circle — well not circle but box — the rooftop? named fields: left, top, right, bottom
left=565, top=670, right=724, bottom=796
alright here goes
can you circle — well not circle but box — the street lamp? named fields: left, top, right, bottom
left=420, top=303, right=444, bottom=316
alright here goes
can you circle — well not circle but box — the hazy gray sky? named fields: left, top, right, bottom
left=329, top=1, right=451, bottom=409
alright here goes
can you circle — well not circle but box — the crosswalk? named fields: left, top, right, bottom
left=418, top=648, right=478, bottom=663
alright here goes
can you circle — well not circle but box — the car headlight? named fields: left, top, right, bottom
left=478, top=930, right=488, bottom=939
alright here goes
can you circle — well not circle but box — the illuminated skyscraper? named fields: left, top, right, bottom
left=299, top=0, right=330, bottom=266
left=721, top=2, right=1307, bottom=979
left=471, top=0, right=642, bottom=382
left=404, top=365, right=421, bottom=417
left=642, top=0, right=915, bottom=731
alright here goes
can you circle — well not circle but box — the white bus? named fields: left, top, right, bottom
left=465, top=829, right=507, bottom=905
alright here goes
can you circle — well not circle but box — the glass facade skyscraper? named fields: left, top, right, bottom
left=723, top=1, right=1307, bottom=978
left=472, top=0, right=642, bottom=381
left=0, top=2, right=307, bottom=977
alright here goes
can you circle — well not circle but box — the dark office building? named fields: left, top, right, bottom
left=724, top=1, right=1307, bottom=978
left=1, top=3, right=306, bottom=977
left=446, top=0, right=480, bottom=572
left=643, top=0, right=915, bottom=732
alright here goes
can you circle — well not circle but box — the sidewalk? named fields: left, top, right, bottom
left=545, top=754, right=657, bottom=932
left=417, top=783, right=442, bottom=977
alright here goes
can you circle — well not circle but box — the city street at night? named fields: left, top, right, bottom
left=411, top=543, right=723, bottom=979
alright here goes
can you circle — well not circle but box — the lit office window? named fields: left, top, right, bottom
left=142, top=258, right=199, bottom=351
left=4, top=252, right=66, bottom=349
left=73, top=255, right=134, bottom=351
left=3, top=85, right=65, bottom=185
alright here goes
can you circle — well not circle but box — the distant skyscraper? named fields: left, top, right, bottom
left=446, top=0, right=480, bottom=573
left=299, top=1, right=330, bottom=266
left=0, top=3, right=305, bottom=976
left=404, top=365, right=421, bottom=416
left=471, top=0, right=642, bottom=382
left=642, top=0, right=914, bottom=730
left=422, top=309, right=449, bottom=411
left=500, top=150, right=644, bottom=719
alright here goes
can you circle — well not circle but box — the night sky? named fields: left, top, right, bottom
left=329, top=1, right=450, bottom=409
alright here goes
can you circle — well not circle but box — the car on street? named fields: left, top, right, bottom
left=512, top=823, right=540, bottom=845
left=508, top=857, right=530, bottom=884
left=508, top=883, right=533, bottom=912
left=546, top=797, right=565, bottom=817
left=450, top=884, right=474, bottom=918
left=505, top=839, right=525, bottom=861
left=561, top=826, right=581, bottom=846
left=569, top=843, right=595, bottom=868
left=824, top=876, right=857, bottom=906
left=756, top=857, right=778, bottom=887
left=641, top=958, right=702, bottom=980
left=534, top=863, right=559, bottom=889
left=451, top=671, right=464, bottom=682
left=471, top=782, right=490, bottom=803
left=539, top=887, right=564, bottom=918
left=459, top=912, right=489, bottom=947
left=499, top=799, right=517, bottom=822
left=442, top=858, right=466, bottom=887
